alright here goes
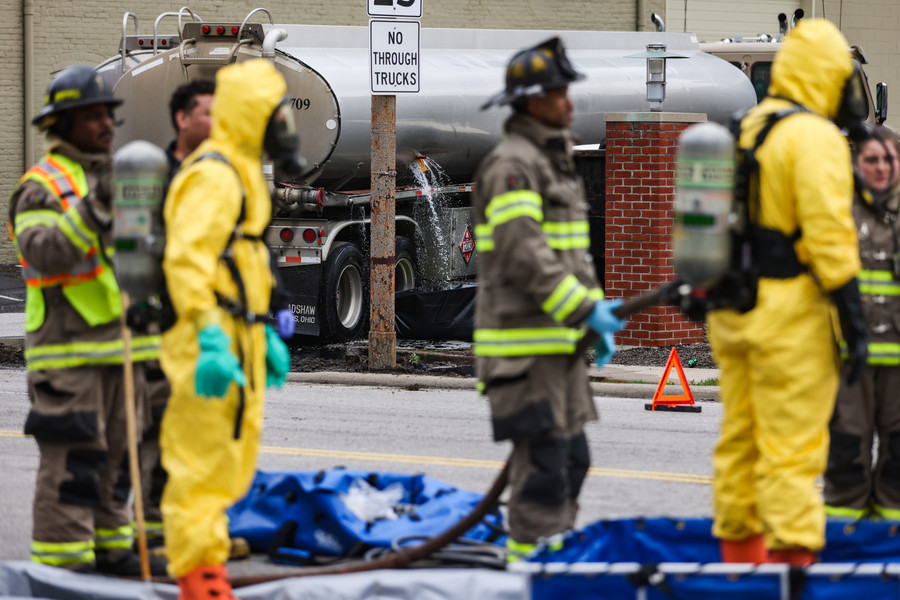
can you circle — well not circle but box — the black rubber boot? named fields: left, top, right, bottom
left=95, top=549, right=168, bottom=577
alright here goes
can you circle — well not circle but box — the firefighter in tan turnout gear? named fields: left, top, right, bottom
left=476, top=38, right=626, bottom=559
left=708, top=20, right=869, bottom=566
left=159, top=59, right=294, bottom=599
left=8, top=65, right=165, bottom=575
left=825, top=126, right=900, bottom=520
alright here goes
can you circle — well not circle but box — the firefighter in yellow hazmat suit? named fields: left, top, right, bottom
left=708, top=19, right=869, bottom=566
left=159, top=59, right=296, bottom=599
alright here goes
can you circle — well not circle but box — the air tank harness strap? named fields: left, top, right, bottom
left=751, top=226, right=808, bottom=279
left=739, top=102, right=812, bottom=281
left=194, top=152, right=259, bottom=440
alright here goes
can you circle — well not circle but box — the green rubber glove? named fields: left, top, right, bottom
left=265, top=324, right=291, bottom=388
left=195, top=324, right=246, bottom=398
left=594, top=332, right=617, bottom=368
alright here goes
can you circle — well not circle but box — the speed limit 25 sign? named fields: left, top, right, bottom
left=367, top=0, right=422, bottom=18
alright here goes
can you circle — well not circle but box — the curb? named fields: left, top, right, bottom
left=286, top=372, right=720, bottom=401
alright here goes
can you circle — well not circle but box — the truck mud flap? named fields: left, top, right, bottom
left=279, top=265, right=323, bottom=337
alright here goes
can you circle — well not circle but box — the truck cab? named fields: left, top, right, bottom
left=700, top=39, right=888, bottom=125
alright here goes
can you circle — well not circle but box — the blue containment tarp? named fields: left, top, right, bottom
left=518, top=563, right=788, bottom=600
left=227, top=469, right=504, bottom=561
left=527, top=517, right=900, bottom=564
left=517, top=562, right=900, bottom=600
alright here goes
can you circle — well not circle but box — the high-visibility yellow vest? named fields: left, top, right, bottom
left=10, top=153, right=139, bottom=369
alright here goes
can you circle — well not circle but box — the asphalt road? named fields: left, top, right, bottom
left=0, top=369, right=719, bottom=561
left=0, top=269, right=25, bottom=313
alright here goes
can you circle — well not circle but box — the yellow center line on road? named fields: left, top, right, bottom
left=260, top=445, right=713, bottom=486
left=0, top=429, right=712, bottom=486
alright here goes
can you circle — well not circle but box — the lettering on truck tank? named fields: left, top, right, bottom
left=290, top=98, right=311, bottom=110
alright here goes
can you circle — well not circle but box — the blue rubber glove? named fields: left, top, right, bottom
left=595, top=332, right=617, bottom=368
left=265, top=324, right=291, bottom=388
left=586, top=299, right=626, bottom=334
left=195, top=325, right=246, bottom=398
left=276, top=308, right=295, bottom=340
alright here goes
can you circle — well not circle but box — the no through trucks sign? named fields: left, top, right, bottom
left=369, top=20, right=420, bottom=94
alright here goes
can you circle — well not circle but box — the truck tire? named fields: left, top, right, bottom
left=321, top=243, right=367, bottom=341
left=395, top=236, right=417, bottom=293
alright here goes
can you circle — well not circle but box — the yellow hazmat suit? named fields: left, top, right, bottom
left=159, top=59, right=283, bottom=577
left=708, top=20, right=860, bottom=553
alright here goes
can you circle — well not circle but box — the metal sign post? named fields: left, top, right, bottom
left=369, top=94, right=397, bottom=370
left=368, top=0, right=421, bottom=370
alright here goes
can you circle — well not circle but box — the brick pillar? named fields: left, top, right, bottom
left=604, top=112, right=706, bottom=347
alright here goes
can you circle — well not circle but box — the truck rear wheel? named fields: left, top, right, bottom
left=321, top=243, right=367, bottom=341
left=395, top=236, right=417, bottom=293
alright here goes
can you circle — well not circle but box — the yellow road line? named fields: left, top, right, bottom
left=0, top=429, right=712, bottom=486
left=262, top=445, right=713, bottom=485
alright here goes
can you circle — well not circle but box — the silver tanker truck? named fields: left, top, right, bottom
left=97, top=7, right=757, bottom=341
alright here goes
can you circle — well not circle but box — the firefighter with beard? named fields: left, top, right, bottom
left=476, top=38, right=626, bottom=560
left=159, top=59, right=297, bottom=598
left=8, top=65, right=165, bottom=575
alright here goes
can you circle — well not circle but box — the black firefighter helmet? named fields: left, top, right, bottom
left=33, top=65, right=122, bottom=131
left=481, top=37, right=585, bottom=110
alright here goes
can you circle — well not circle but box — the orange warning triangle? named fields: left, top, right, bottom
left=649, top=347, right=695, bottom=409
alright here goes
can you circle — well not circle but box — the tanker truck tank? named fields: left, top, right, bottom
left=98, top=9, right=757, bottom=341
left=274, top=25, right=757, bottom=191
left=103, top=19, right=756, bottom=193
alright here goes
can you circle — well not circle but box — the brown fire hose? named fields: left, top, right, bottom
left=148, top=288, right=667, bottom=588
left=574, top=286, right=669, bottom=358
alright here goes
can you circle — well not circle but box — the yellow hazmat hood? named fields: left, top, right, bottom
left=209, top=59, right=287, bottom=154
left=769, top=19, right=853, bottom=119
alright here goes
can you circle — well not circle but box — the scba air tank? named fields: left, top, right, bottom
left=673, top=122, right=736, bottom=289
left=112, top=140, right=168, bottom=303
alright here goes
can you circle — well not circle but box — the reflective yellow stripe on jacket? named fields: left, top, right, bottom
left=854, top=269, right=900, bottom=365
left=858, top=269, right=900, bottom=296
left=542, top=274, right=589, bottom=323
left=24, top=334, right=160, bottom=371
left=13, top=153, right=123, bottom=346
left=542, top=220, right=591, bottom=250
left=31, top=539, right=95, bottom=567
left=474, top=327, right=584, bottom=356
left=94, top=524, right=134, bottom=551
left=476, top=189, right=543, bottom=252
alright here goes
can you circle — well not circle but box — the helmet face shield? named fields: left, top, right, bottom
left=836, top=66, right=869, bottom=140
left=264, top=98, right=305, bottom=180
